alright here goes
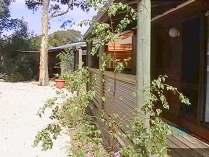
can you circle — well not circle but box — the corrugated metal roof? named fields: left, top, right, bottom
left=17, top=42, right=87, bottom=53
left=48, top=41, right=86, bottom=52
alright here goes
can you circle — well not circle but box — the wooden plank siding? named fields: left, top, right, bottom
left=89, top=68, right=104, bottom=110
left=103, top=71, right=136, bottom=126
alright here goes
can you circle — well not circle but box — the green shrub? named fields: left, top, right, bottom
left=33, top=68, right=108, bottom=156
left=121, top=75, right=190, bottom=157
left=6, top=72, right=25, bottom=82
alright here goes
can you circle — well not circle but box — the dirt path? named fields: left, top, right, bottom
left=0, top=82, right=70, bottom=157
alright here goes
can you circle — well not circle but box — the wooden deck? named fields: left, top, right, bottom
left=168, top=126, right=209, bottom=157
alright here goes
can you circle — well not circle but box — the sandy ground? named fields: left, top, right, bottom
left=0, top=82, right=70, bottom=157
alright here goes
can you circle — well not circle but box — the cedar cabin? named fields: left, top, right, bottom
left=84, top=0, right=209, bottom=155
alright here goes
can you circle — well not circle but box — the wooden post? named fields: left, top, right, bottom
left=132, top=31, right=137, bottom=75
left=98, top=46, right=105, bottom=110
left=136, top=0, right=151, bottom=123
left=78, top=48, right=83, bottom=69
left=87, top=41, right=93, bottom=67
left=205, top=12, right=209, bottom=122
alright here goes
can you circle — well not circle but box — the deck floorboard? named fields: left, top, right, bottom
left=168, top=127, right=209, bottom=157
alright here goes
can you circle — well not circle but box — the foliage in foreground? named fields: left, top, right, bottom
left=34, top=69, right=190, bottom=157
left=33, top=68, right=108, bottom=156
left=121, top=75, right=190, bottom=157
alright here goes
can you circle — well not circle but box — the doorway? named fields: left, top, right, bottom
left=181, top=16, right=202, bottom=120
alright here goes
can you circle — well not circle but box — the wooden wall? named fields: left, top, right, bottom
left=103, top=71, right=137, bottom=130
left=105, top=31, right=136, bottom=74
left=89, top=68, right=104, bottom=110
left=89, top=68, right=137, bottom=132
left=48, top=52, right=60, bottom=78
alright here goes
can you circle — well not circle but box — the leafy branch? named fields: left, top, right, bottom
left=121, top=75, right=190, bottom=157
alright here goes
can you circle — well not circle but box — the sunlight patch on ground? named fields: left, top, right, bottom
left=0, top=82, right=70, bottom=157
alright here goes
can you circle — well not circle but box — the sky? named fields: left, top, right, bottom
left=10, top=0, right=97, bottom=35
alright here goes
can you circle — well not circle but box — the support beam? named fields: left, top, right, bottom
left=78, top=48, right=83, bottom=69
left=98, top=46, right=105, bottom=109
left=205, top=13, right=209, bottom=122
left=87, top=41, right=93, bottom=67
left=136, top=0, right=151, bottom=120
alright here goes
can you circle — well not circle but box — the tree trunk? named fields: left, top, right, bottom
left=39, top=0, right=49, bottom=86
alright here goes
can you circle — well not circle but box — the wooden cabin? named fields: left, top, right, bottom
left=20, top=42, right=87, bottom=79
left=84, top=0, right=209, bottom=155
left=48, top=42, right=87, bottom=77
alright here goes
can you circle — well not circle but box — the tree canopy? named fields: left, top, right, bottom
left=0, top=19, right=38, bottom=82
left=25, top=0, right=91, bottom=17
left=0, top=0, right=11, bottom=16
left=0, top=0, right=28, bottom=36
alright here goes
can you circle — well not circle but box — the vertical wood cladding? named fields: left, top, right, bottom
left=89, top=68, right=104, bottom=110
left=90, top=68, right=137, bottom=132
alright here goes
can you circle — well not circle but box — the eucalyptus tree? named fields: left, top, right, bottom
left=25, top=0, right=91, bottom=86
